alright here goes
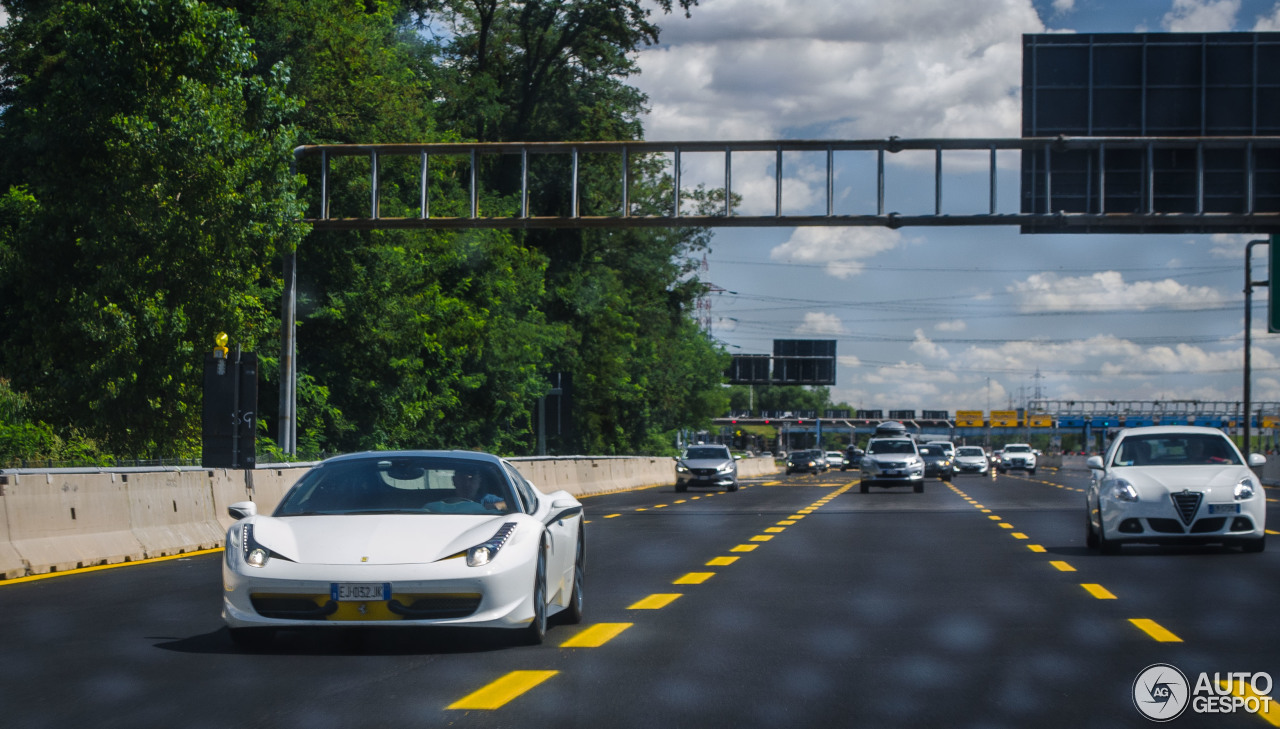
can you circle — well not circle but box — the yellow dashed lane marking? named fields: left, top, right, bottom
left=604, top=514, right=621, bottom=519
left=1130, top=618, right=1182, bottom=643
left=447, top=670, right=558, bottom=710
left=731, top=544, right=759, bottom=553
left=777, top=520, right=797, bottom=525
left=673, top=572, right=715, bottom=585
left=1050, top=561, right=1076, bottom=572
left=706, top=556, right=738, bottom=566
left=1028, top=545, right=1046, bottom=553
left=1011, top=532, right=1029, bottom=539
left=628, top=593, right=682, bottom=609
left=764, top=527, right=786, bottom=533
left=998, top=523, right=1014, bottom=529
left=560, top=623, right=632, bottom=648
left=1081, top=583, right=1117, bottom=600
left=750, top=535, right=774, bottom=542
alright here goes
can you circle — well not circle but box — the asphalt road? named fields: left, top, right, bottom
left=2, top=466, right=1277, bottom=728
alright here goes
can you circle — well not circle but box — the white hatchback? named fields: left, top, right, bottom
left=1085, top=426, right=1266, bottom=553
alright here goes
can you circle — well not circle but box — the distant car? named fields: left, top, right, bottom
left=859, top=437, right=925, bottom=493
left=786, top=450, right=823, bottom=475
left=953, top=446, right=989, bottom=475
left=842, top=446, right=864, bottom=471
left=221, top=451, right=584, bottom=649
left=917, top=443, right=953, bottom=481
left=825, top=451, right=845, bottom=469
left=998, top=444, right=1037, bottom=474
left=1085, top=426, right=1266, bottom=553
left=676, top=444, right=739, bottom=492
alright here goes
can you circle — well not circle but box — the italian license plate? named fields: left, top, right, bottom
left=1208, top=504, right=1241, bottom=515
left=331, top=583, right=390, bottom=601
left=884, top=469, right=900, bottom=475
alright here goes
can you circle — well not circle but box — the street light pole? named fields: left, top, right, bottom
left=1244, top=239, right=1269, bottom=456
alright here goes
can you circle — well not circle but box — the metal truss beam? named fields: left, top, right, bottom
left=293, top=136, right=1280, bottom=233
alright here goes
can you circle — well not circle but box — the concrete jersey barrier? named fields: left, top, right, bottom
left=0, top=455, right=779, bottom=579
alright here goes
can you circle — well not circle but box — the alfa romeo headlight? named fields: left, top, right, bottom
left=1106, top=479, right=1139, bottom=502
left=1235, top=478, right=1256, bottom=500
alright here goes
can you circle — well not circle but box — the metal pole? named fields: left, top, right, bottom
left=1244, top=238, right=1270, bottom=456
left=279, top=245, right=296, bottom=455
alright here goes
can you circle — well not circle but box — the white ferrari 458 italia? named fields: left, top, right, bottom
left=1086, top=426, right=1266, bottom=554
left=222, top=451, right=584, bottom=648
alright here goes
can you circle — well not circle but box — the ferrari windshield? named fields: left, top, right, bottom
left=275, top=455, right=517, bottom=516
left=868, top=440, right=916, bottom=455
left=1111, top=433, right=1242, bottom=467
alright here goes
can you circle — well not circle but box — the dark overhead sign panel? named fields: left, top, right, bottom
left=727, top=354, right=772, bottom=385
left=1021, top=32, right=1280, bottom=233
left=772, top=339, right=836, bottom=386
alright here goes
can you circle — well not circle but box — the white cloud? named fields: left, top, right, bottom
left=1162, top=0, right=1241, bottom=31
left=796, top=311, right=847, bottom=335
left=638, top=0, right=1043, bottom=140
left=1007, top=271, right=1227, bottom=312
left=910, top=329, right=951, bottom=359
left=1254, top=2, right=1280, bottom=29
left=1052, top=0, right=1076, bottom=13
left=769, top=227, right=903, bottom=277
left=935, top=319, right=967, bottom=332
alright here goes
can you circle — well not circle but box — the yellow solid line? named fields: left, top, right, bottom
left=1081, top=583, right=1117, bottom=600
left=1130, top=618, right=1182, bottom=643
left=1050, top=561, right=1076, bottom=572
left=673, top=572, right=715, bottom=585
left=560, top=623, right=632, bottom=648
left=629, top=593, right=682, bottom=609
left=707, top=556, right=738, bottom=566
left=447, top=670, right=558, bottom=710
left=1219, top=679, right=1280, bottom=727
left=730, top=544, right=759, bottom=552
left=0, top=547, right=225, bottom=586
left=750, top=535, right=774, bottom=542
left=1028, top=545, right=1047, bottom=553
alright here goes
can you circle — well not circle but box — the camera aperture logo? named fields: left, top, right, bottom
left=1134, top=664, right=1189, bottom=721
left=1133, top=664, right=1275, bottom=722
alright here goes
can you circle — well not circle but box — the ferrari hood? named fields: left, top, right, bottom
left=249, top=514, right=511, bottom=565
left=1119, top=465, right=1253, bottom=500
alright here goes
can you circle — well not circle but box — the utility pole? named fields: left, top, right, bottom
left=1244, top=238, right=1270, bottom=455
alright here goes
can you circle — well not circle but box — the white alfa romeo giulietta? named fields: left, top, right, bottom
left=1085, top=426, right=1266, bottom=554
left=222, top=451, right=584, bottom=648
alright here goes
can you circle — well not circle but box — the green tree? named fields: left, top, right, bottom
left=424, top=0, right=722, bottom=455
left=234, top=0, right=563, bottom=454
left=0, top=0, right=306, bottom=456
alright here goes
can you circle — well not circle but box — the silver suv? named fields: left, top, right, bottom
left=859, top=437, right=926, bottom=493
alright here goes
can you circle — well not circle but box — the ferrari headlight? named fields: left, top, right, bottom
left=1107, top=479, right=1139, bottom=502
left=466, top=522, right=517, bottom=567
left=1235, top=478, right=1256, bottom=500
left=241, top=523, right=271, bottom=568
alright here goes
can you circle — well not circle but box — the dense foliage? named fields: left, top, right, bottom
left=0, top=0, right=725, bottom=463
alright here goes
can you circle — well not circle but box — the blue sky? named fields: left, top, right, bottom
left=632, top=0, right=1280, bottom=415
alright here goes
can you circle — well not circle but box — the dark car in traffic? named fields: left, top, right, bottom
left=786, top=449, right=825, bottom=475
left=841, top=446, right=864, bottom=470
left=917, top=443, right=953, bottom=481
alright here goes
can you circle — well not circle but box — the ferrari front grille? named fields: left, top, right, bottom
left=1170, top=491, right=1203, bottom=526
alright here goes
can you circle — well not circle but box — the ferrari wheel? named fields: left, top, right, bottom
left=521, top=539, right=548, bottom=645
